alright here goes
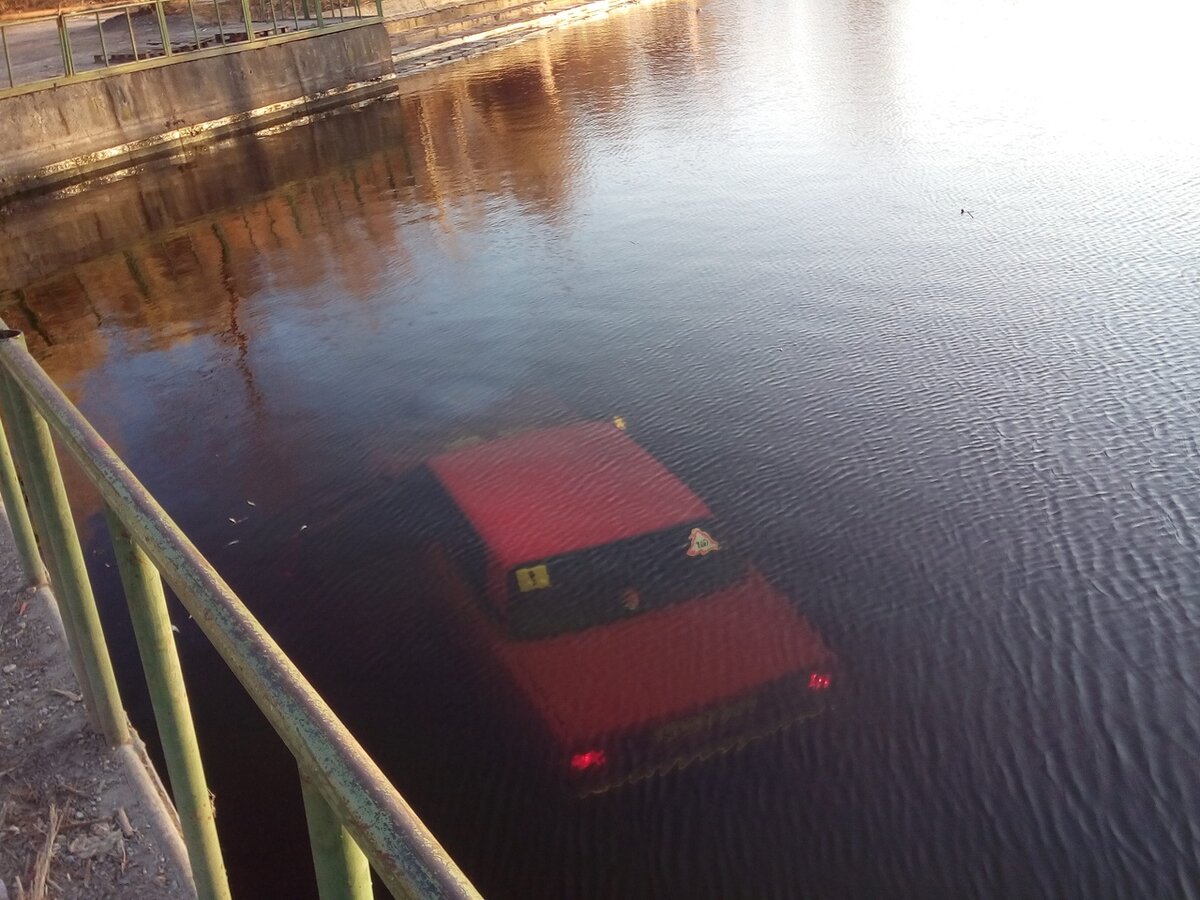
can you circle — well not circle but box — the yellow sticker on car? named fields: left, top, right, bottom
left=515, top=565, right=551, bottom=592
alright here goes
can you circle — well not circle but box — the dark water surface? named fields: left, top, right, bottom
left=3, top=0, right=1200, bottom=897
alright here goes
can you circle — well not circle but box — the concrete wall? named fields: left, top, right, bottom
left=0, top=23, right=395, bottom=199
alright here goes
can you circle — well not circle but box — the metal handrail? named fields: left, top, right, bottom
left=0, top=0, right=377, bottom=34
left=0, top=326, right=482, bottom=899
left=0, top=0, right=382, bottom=93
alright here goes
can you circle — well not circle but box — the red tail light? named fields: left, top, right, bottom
left=570, top=749, right=607, bottom=771
left=808, top=672, right=832, bottom=692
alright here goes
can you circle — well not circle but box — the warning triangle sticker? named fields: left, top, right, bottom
left=686, top=527, right=720, bottom=557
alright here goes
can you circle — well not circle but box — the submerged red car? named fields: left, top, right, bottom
left=426, top=420, right=835, bottom=792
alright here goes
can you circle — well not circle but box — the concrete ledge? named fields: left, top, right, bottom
left=0, top=22, right=395, bottom=201
left=28, top=579, right=197, bottom=895
left=117, top=738, right=196, bottom=894
left=0, top=20, right=380, bottom=103
left=0, top=509, right=195, bottom=899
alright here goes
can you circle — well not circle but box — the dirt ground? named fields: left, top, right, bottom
left=0, top=518, right=192, bottom=900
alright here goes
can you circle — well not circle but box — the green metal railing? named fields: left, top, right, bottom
left=0, top=0, right=381, bottom=95
left=0, top=326, right=482, bottom=900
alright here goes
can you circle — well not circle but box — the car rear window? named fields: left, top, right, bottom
left=504, top=520, right=746, bottom=640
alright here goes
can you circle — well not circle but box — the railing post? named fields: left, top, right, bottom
left=58, top=14, right=76, bottom=76
left=301, top=774, right=374, bottom=900
left=154, top=0, right=174, bottom=57
left=2, top=25, right=15, bottom=89
left=211, top=0, right=226, bottom=45
left=96, top=12, right=111, bottom=68
left=0, top=413, right=48, bottom=587
left=0, top=330, right=128, bottom=746
left=314, top=0, right=324, bottom=29
left=239, top=0, right=255, bottom=39
left=0, top=361, right=94, bottom=720
left=187, top=0, right=201, bottom=51
left=125, top=8, right=139, bottom=60
left=374, top=0, right=381, bottom=19
left=105, top=507, right=232, bottom=900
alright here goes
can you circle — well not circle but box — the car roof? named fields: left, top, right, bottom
left=428, top=421, right=711, bottom=568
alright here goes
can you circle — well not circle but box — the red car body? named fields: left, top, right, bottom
left=427, top=421, right=835, bottom=791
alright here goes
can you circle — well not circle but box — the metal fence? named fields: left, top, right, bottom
left=1, top=0, right=380, bottom=93
left=0, top=325, right=482, bottom=899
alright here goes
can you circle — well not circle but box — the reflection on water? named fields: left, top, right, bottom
left=2, top=0, right=1200, bottom=897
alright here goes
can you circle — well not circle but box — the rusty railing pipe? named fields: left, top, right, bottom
left=0, top=412, right=47, bottom=587
left=106, top=508, right=231, bottom=900
left=301, top=773, right=374, bottom=900
left=0, top=331, right=480, bottom=899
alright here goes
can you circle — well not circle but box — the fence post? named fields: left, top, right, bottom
left=187, top=0, right=201, bottom=51
left=0, top=413, right=48, bottom=587
left=211, top=0, right=226, bottom=45
left=240, top=0, right=255, bottom=38
left=2, top=25, right=15, bottom=89
left=125, top=8, right=139, bottom=60
left=57, top=14, right=76, bottom=76
left=96, top=12, right=111, bottom=68
left=154, top=0, right=174, bottom=56
left=0, top=365, right=96, bottom=721
left=106, top=508, right=232, bottom=900
left=0, top=331, right=128, bottom=746
left=300, top=774, right=374, bottom=900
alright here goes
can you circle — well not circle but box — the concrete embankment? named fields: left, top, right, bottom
left=0, top=0, right=651, bottom=200
left=0, top=508, right=194, bottom=899
left=0, top=23, right=396, bottom=200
